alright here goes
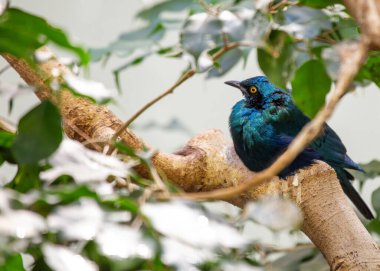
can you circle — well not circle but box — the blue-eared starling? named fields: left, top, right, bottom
left=226, top=76, right=373, bottom=219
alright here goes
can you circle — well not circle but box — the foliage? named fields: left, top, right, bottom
left=89, top=0, right=377, bottom=117
left=291, top=59, right=331, bottom=117
left=0, top=8, right=89, bottom=64
left=0, top=1, right=379, bottom=271
left=11, top=101, right=62, bottom=165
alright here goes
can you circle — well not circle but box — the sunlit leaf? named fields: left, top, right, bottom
left=11, top=101, right=62, bottom=164
left=181, top=13, right=224, bottom=59
left=291, top=59, right=331, bottom=117
left=322, top=46, right=340, bottom=80
left=181, top=9, right=257, bottom=59
left=48, top=199, right=104, bottom=240
left=0, top=8, right=89, bottom=64
left=279, top=7, right=332, bottom=39
left=142, top=201, right=247, bottom=248
left=43, top=244, right=98, bottom=271
left=64, top=75, right=115, bottom=103
left=246, top=196, right=303, bottom=230
left=198, top=50, right=214, bottom=72
left=161, top=237, right=214, bottom=270
left=0, top=209, right=46, bottom=238
left=96, top=223, right=153, bottom=259
left=40, top=138, right=136, bottom=183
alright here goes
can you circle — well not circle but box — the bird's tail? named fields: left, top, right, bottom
left=336, top=168, right=374, bottom=220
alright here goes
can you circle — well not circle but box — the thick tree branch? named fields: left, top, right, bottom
left=2, top=2, right=380, bottom=270
left=3, top=45, right=380, bottom=269
left=344, top=0, right=380, bottom=50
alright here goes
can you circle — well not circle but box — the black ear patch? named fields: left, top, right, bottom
left=271, top=97, right=286, bottom=107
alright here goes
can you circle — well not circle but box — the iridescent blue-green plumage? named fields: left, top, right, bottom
left=226, top=76, right=373, bottom=219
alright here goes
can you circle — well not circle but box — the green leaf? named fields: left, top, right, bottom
left=101, top=197, right=139, bottom=214
left=90, top=22, right=165, bottom=62
left=372, top=187, right=380, bottom=217
left=7, top=164, right=41, bottom=192
left=51, top=185, right=99, bottom=204
left=181, top=15, right=224, bottom=59
left=291, top=59, right=331, bottom=117
left=356, top=53, right=380, bottom=88
left=258, top=30, right=294, bottom=88
left=366, top=218, right=380, bottom=234
left=0, top=131, right=14, bottom=148
left=0, top=8, right=89, bottom=64
left=136, top=0, right=194, bottom=21
left=180, top=8, right=256, bottom=59
left=11, top=101, right=62, bottom=164
left=157, top=47, right=174, bottom=55
left=351, top=160, right=380, bottom=182
left=113, top=142, right=138, bottom=158
left=0, top=131, right=16, bottom=164
left=336, top=19, right=359, bottom=40
left=113, top=54, right=150, bottom=75
left=0, top=253, right=25, bottom=271
left=298, top=0, right=341, bottom=8
left=207, top=48, right=243, bottom=78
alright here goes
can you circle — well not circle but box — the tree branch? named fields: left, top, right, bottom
left=3, top=44, right=380, bottom=269
left=344, top=0, right=380, bottom=50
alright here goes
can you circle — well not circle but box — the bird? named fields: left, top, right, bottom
left=225, top=75, right=374, bottom=220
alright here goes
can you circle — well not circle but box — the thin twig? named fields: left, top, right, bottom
left=179, top=39, right=369, bottom=200
left=107, top=41, right=255, bottom=155
left=107, top=68, right=195, bottom=155
left=65, top=120, right=103, bottom=152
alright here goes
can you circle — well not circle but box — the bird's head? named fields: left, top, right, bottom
left=225, top=76, right=285, bottom=108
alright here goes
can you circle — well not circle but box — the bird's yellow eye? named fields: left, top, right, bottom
left=249, top=86, right=258, bottom=94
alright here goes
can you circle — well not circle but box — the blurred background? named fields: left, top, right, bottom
left=1, top=0, right=380, bottom=247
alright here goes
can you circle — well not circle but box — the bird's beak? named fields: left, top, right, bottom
left=224, top=80, right=242, bottom=90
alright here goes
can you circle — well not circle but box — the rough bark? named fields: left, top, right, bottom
left=3, top=51, right=380, bottom=270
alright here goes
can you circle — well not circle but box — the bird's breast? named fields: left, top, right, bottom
left=230, top=112, right=282, bottom=172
